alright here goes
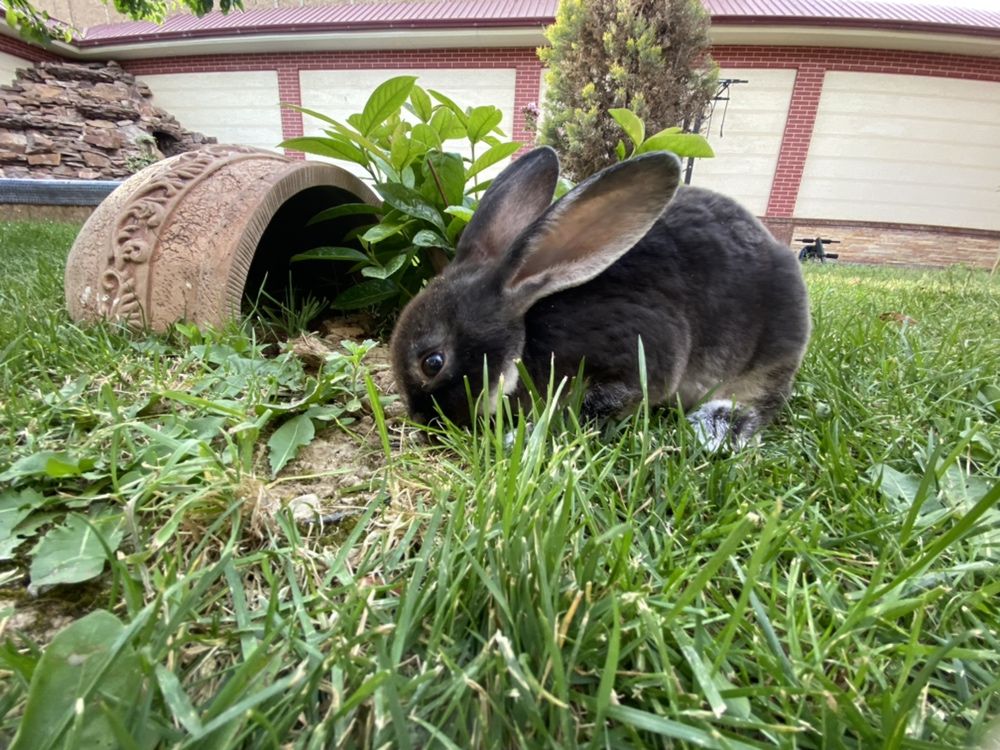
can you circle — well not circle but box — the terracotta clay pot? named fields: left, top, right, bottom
left=65, top=144, right=380, bottom=331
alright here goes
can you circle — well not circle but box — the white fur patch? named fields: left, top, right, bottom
left=687, top=399, right=760, bottom=452
left=487, top=360, right=522, bottom=415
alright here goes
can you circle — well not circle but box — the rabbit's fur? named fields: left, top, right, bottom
left=390, top=146, right=810, bottom=449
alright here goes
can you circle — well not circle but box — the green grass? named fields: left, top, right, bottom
left=0, top=218, right=998, bottom=748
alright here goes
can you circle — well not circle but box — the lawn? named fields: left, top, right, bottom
left=0, top=218, right=998, bottom=748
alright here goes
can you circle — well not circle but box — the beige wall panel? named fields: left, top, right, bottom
left=137, top=71, right=284, bottom=152
left=1, top=50, right=28, bottom=86
left=688, top=68, right=796, bottom=215
left=299, top=68, right=517, bottom=178
left=797, top=72, right=1000, bottom=231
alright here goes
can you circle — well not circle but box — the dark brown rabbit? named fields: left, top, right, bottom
left=390, top=146, right=810, bottom=449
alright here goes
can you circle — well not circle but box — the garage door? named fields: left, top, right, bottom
left=688, top=68, right=796, bottom=216
left=299, top=68, right=517, bottom=178
left=797, top=72, right=1000, bottom=231
left=138, top=71, right=284, bottom=153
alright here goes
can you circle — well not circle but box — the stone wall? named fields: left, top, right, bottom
left=0, top=60, right=215, bottom=180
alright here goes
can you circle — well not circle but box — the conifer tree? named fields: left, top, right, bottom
left=538, top=0, right=717, bottom=180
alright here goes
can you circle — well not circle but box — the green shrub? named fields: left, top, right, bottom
left=539, top=0, right=718, bottom=180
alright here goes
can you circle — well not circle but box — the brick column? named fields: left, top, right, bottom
left=512, top=59, right=543, bottom=148
left=276, top=62, right=304, bottom=160
left=765, top=62, right=825, bottom=217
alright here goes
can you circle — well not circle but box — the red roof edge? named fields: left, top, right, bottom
left=712, top=14, right=1000, bottom=40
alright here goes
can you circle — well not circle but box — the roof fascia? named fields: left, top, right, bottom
left=44, top=26, right=548, bottom=60
left=711, top=24, right=1000, bottom=58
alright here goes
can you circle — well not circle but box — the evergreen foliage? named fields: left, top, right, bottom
left=539, top=0, right=717, bottom=179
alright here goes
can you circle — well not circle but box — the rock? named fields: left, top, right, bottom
left=89, top=82, right=130, bottom=102
left=0, top=60, right=216, bottom=180
left=0, top=131, right=27, bottom=153
left=27, top=152, right=60, bottom=166
left=82, top=151, right=111, bottom=168
left=20, top=83, right=66, bottom=102
left=25, top=133, right=53, bottom=153
left=83, top=129, right=123, bottom=150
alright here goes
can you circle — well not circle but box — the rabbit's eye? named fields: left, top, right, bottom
left=421, top=352, right=445, bottom=378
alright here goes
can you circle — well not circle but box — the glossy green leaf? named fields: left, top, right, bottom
left=283, top=103, right=342, bottom=129
left=443, top=205, right=474, bottom=222
left=306, top=202, right=381, bottom=226
left=408, top=85, right=433, bottom=122
left=362, top=219, right=410, bottom=245
left=636, top=131, right=715, bottom=158
left=412, top=229, right=449, bottom=248
left=466, top=141, right=521, bottom=180
left=358, top=76, right=418, bottom=136
left=332, top=279, right=398, bottom=310
left=429, top=108, right=467, bottom=142
left=324, top=122, right=390, bottom=163
left=377, top=182, right=447, bottom=231
left=361, top=253, right=407, bottom=280
left=277, top=136, right=367, bottom=165
left=423, top=152, right=465, bottom=208
left=466, top=106, right=503, bottom=143
left=290, top=246, right=369, bottom=263
left=410, top=123, right=442, bottom=153
left=609, top=107, right=645, bottom=150
left=389, top=121, right=413, bottom=172
left=428, top=89, right=469, bottom=127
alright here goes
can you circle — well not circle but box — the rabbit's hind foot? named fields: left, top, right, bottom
left=687, top=399, right=763, bottom=452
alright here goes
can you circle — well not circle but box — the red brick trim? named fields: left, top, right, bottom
left=275, top=62, right=304, bottom=159
left=712, top=46, right=1000, bottom=219
left=765, top=62, right=823, bottom=217
left=0, top=33, right=62, bottom=63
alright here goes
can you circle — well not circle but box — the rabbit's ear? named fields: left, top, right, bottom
left=455, top=147, right=560, bottom=264
left=503, top=152, right=681, bottom=312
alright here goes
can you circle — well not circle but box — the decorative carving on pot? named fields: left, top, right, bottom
left=65, top=145, right=380, bottom=332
